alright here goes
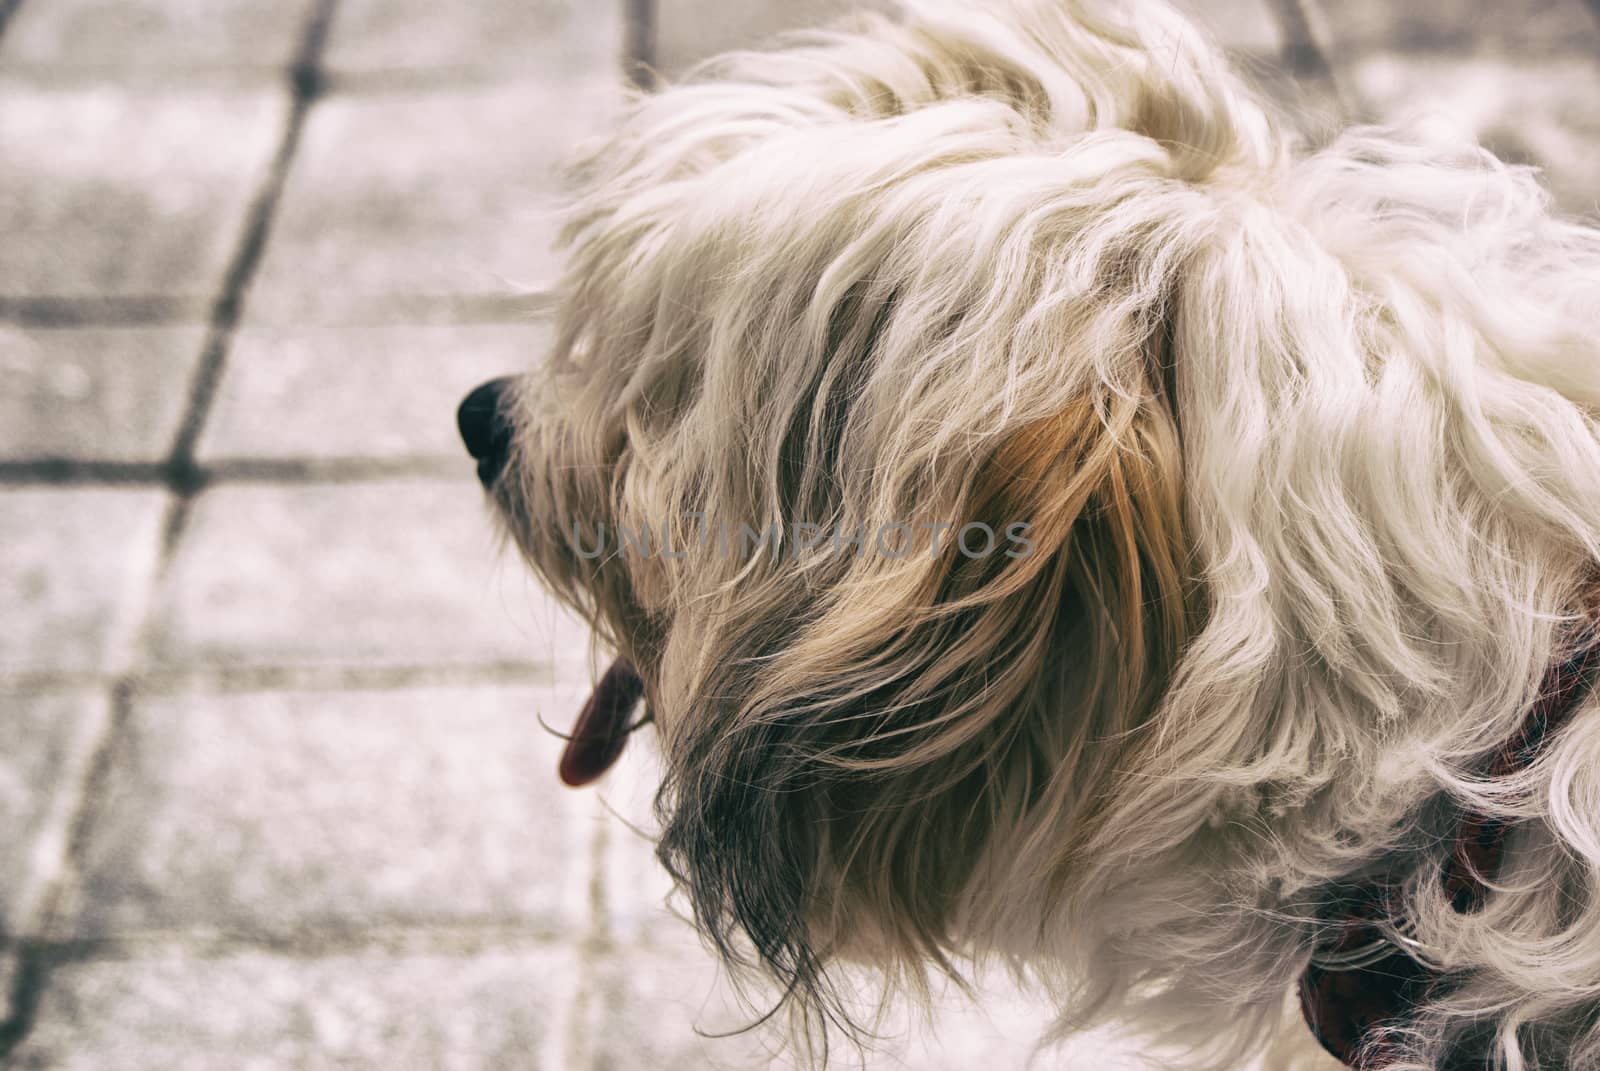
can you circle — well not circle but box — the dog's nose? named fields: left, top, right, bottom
left=457, top=377, right=516, bottom=486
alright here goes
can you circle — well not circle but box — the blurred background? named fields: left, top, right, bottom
left=0, top=0, right=1596, bottom=1067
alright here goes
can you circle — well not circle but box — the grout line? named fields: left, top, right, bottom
left=0, top=62, right=617, bottom=96
left=623, top=0, right=657, bottom=90
left=0, top=0, right=22, bottom=43
left=0, top=1, right=345, bottom=1056
left=205, top=457, right=462, bottom=482
left=164, top=0, right=340, bottom=489
left=318, top=67, right=578, bottom=95
left=567, top=809, right=612, bottom=1070
left=241, top=290, right=560, bottom=323
left=0, top=296, right=208, bottom=328
left=0, top=290, right=554, bottom=331
left=55, top=681, right=136, bottom=911
left=0, top=456, right=468, bottom=489
left=0, top=951, right=45, bottom=1057
left=1269, top=0, right=1333, bottom=81
left=0, top=660, right=559, bottom=698
left=0, top=679, right=132, bottom=1057
left=0, top=461, right=171, bottom=486
left=1266, top=0, right=1356, bottom=119
left=0, top=927, right=586, bottom=965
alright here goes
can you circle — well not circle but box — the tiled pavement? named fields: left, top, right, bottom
left=0, top=0, right=1596, bottom=1067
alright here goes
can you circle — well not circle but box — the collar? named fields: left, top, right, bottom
left=1298, top=633, right=1600, bottom=1069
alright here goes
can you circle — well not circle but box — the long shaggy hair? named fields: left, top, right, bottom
left=485, top=1, right=1600, bottom=1066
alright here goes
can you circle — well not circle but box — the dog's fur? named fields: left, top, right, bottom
left=485, top=1, right=1600, bottom=1067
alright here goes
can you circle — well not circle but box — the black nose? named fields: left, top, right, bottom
left=457, top=377, right=515, bottom=486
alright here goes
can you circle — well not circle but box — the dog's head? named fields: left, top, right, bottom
left=459, top=0, right=1600, bottom=1061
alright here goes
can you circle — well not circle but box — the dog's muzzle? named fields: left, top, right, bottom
left=456, top=377, right=646, bottom=786
left=457, top=377, right=515, bottom=487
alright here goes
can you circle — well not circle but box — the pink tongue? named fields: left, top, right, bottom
left=559, top=659, right=645, bottom=787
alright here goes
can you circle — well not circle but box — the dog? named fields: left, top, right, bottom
left=456, top=1, right=1600, bottom=1067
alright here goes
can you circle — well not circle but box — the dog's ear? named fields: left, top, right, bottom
left=651, top=332, right=1199, bottom=1040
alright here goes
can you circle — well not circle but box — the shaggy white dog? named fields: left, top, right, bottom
left=457, top=1, right=1600, bottom=1067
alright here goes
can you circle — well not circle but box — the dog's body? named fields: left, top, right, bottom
left=464, top=2, right=1600, bottom=1066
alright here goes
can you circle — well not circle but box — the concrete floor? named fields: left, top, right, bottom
left=1, top=0, right=1598, bottom=1066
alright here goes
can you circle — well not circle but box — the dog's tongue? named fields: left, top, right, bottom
left=559, top=658, right=645, bottom=787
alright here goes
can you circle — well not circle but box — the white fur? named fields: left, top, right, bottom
left=498, top=2, right=1600, bottom=1067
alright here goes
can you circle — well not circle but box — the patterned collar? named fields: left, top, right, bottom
left=1299, top=634, right=1600, bottom=1069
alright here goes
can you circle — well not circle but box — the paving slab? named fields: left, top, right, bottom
left=0, top=0, right=316, bottom=73
left=1180, top=0, right=1284, bottom=56
left=593, top=724, right=682, bottom=949
left=1347, top=54, right=1600, bottom=217
left=584, top=935, right=796, bottom=1071
left=244, top=79, right=619, bottom=324
left=653, top=0, right=884, bottom=78
left=655, top=0, right=1283, bottom=79
left=1313, top=0, right=1600, bottom=55
left=0, top=324, right=206, bottom=463
left=592, top=740, right=1158, bottom=1070
left=55, top=683, right=596, bottom=940
left=588, top=736, right=1286, bottom=1069
left=146, top=478, right=594, bottom=672
left=326, top=0, right=623, bottom=79
left=1310, top=0, right=1600, bottom=216
left=591, top=732, right=1276, bottom=1069
left=0, top=689, right=112, bottom=935
left=0, top=489, right=170, bottom=676
left=196, top=323, right=550, bottom=464
left=586, top=924, right=1143, bottom=1071
left=6, top=944, right=578, bottom=1071
left=0, top=82, right=287, bottom=301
